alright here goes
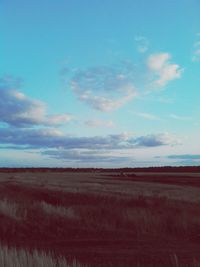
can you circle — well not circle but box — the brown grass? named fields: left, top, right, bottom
left=0, top=243, right=86, bottom=267
left=0, top=172, right=200, bottom=266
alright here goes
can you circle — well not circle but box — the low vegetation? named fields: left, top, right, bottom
left=0, top=171, right=200, bottom=266
left=0, top=243, right=85, bottom=267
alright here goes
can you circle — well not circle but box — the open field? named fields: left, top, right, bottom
left=0, top=168, right=200, bottom=266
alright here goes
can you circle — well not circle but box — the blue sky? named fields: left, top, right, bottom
left=1, top=0, right=200, bottom=167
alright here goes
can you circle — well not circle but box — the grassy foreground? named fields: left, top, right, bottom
left=0, top=170, right=200, bottom=266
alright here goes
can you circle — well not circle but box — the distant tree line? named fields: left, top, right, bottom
left=0, top=166, right=200, bottom=173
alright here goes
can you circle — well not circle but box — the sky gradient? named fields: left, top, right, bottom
left=1, top=0, right=200, bottom=167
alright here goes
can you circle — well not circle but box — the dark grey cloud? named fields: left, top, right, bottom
left=42, top=149, right=130, bottom=163
left=0, top=127, right=179, bottom=151
left=0, top=128, right=131, bottom=150
left=0, top=76, right=72, bottom=127
left=132, top=133, right=180, bottom=147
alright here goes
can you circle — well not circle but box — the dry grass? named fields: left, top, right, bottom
left=0, top=172, right=200, bottom=266
left=0, top=199, right=18, bottom=220
left=40, top=201, right=78, bottom=220
left=0, top=243, right=86, bottom=267
left=193, top=257, right=200, bottom=267
left=0, top=198, right=27, bottom=220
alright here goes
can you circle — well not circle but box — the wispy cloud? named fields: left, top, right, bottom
left=65, top=52, right=182, bottom=112
left=77, top=91, right=136, bottom=112
left=70, top=64, right=137, bottom=112
left=0, top=76, right=73, bottom=127
left=147, top=53, right=183, bottom=87
left=169, top=114, right=192, bottom=121
left=167, top=154, right=200, bottom=160
left=134, top=112, right=160, bottom=121
left=192, top=33, right=200, bottom=62
left=85, top=119, right=115, bottom=128
left=135, top=36, right=149, bottom=53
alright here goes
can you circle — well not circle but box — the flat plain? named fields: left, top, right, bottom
left=0, top=168, right=200, bottom=267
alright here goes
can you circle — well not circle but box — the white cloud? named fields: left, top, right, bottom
left=85, top=119, right=115, bottom=128
left=0, top=76, right=73, bottom=127
left=135, top=36, right=149, bottom=53
left=147, top=53, right=170, bottom=71
left=147, top=53, right=183, bottom=87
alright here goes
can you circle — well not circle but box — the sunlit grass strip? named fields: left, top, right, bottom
left=40, top=201, right=78, bottom=220
left=0, top=198, right=22, bottom=220
left=0, top=244, right=86, bottom=267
